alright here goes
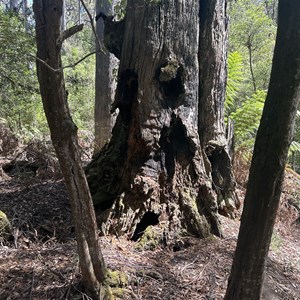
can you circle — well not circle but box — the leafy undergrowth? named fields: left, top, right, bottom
left=0, top=157, right=299, bottom=299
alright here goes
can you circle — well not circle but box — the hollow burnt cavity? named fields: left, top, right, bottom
left=157, top=60, right=185, bottom=109
left=159, top=115, right=197, bottom=181
left=131, top=211, right=160, bottom=241
left=113, top=69, right=138, bottom=124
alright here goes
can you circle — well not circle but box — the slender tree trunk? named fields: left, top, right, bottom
left=199, top=0, right=239, bottom=217
left=87, top=0, right=228, bottom=242
left=33, top=1, right=106, bottom=298
left=225, top=1, right=300, bottom=299
left=94, top=0, right=119, bottom=153
left=247, top=42, right=257, bottom=92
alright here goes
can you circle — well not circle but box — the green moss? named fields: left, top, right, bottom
left=181, top=189, right=197, bottom=210
left=270, top=231, right=283, bottom=253
left=104, top=270, right=128, bottom=288
left=135, top=226, right=161, bottom=251
left=100, top=285, right=114, bottom=300
left=159, top=60, right=180, bottom=82
left=99, top=270, right=128, bottom=300
left=0, top=210, right=12, bottom=238
left=111, top=287, right=125, bottom=297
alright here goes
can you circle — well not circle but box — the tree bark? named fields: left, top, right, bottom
left=199, top=0, right=239, bottom=217
left=33, top=1, right=106, bottom=298
left=9, top=0, right=18, bottom=10
left=247, top=41, right=257, bottom=92
left=94, top=0, right=119, bottom=153
left=86, top=0, right=227, bottom=242
left=61, top=0, right=66, bottom=31
left=225, top=1, right=300, bottom=299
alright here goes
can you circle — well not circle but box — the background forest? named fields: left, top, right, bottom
left=0, top=0, right=95, bottom=142
left=0, top=0, right=300, bottom=300
left=1, top=0, right=300, bottom=171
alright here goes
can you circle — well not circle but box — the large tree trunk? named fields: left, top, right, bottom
left=86, top=0, right=229, bottom=242
left=33, top=1, right=106, bottom=298
left=199, top=0, right=239, bottom=217
left=94, top=0, right=118, bottom=152
left=225, top=1, right=300, bottom=299
left=61, top=0, right=66, bottom=31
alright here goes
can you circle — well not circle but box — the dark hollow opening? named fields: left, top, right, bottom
left=172, top=239, right=192, bottom=252
left=157, top=65, right=184, bottom=109
left=131, top=211, right=159, bottom=241
left=159, top=115, right=196, bottom=180
left=115, top=69, right=138, bottom=124
left=161, top=72, right=184, bottom=98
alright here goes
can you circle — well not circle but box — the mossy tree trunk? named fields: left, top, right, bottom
left=87, top=0, right=236, bottom=242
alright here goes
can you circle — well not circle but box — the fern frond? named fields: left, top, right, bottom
left=225, top=51, right=244, bottom=114
left=231, top=89, right=266, bottom=146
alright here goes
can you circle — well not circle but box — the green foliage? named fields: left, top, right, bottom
left=0, top=8, right=48, bottom=139
left=226, top=0, right=276, bottom=156
left=270, top=230, right=283, bottom=253
left=0, top=3, right=96, bottom=142
left=289, top=141, right=300, bottom=156
left=230, top=90, right=266, bottom=147
left=114, top=0, right=127, bottom=19
left=62, top=28, right=95, bottom=133
left=287, top=112, right=300, bottom=171
left=228, top=0, right=276, bottom=95
left=225, top=51, right=244, bottom=116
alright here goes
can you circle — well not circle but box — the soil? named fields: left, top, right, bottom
left=0, top=156, right=299, bottom=300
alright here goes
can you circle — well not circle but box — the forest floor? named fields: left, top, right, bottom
left=0, top=149, right=300, bottom=300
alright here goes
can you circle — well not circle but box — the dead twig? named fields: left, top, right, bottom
left=181, top=258, right=211, bottom=288
left=31, top=50, right=99, bottom=73
left=45, top=264, right=67, bottom=282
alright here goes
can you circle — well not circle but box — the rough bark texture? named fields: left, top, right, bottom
left=94, top=0, right=119, bottom=152
left=199, top=0, right=239, bottom=217
left=87, top=0, right=225, bottom=242
left=225, top=1, right=300, bottom=299
left=9, top=0, right=18, bottom=11
left=33, top=1, right=106, bottom=298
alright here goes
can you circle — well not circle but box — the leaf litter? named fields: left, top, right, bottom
left=0, top=154, right=299, bottom=300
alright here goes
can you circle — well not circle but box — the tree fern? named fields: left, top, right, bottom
left=225, top=51, right=244, bottom=116
left=230, top=89, right=266, bottom=147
